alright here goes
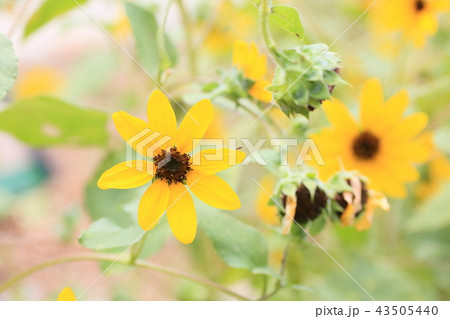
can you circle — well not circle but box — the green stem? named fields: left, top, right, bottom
left=129, top=232, right=148, bottom=264
left=157, top=0, right=174, bottom=82
left=0, top=254, right=251, bottom=301
left=259, top=0, right=284, bottom=65
left=176, top=0, right=197, bottom=76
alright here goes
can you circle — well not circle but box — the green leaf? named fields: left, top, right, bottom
left=84, top=153, right=139, bottom=227
left=198, top=210, right=268, bottom=270
left=79, top=218, right=144, bottom=251
left=270, top=5, right=304, bottom=39
left=125, top=3, right=177, bottom=77
left=24, top=0, right=89, bottom=38
left=406, top=182, right=450, bottom=233
left=0, top=33, right=18, bottom=102
left=0, top=96, right=108, bottom=147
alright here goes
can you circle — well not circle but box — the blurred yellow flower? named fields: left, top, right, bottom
left=255, top=175, right=280, bottom=226
left=415, top=150, right=450, bottom=199
left=203, top=2, right=255, bottom=54
left=369, top=0, right=450, bottom=47
left=98, top=90, right=246, bottom=244
left=14, top=67, right=64, bottom=99
left=232, top=40, right=273, bottom=103
left=57, top=287, right=76, bottom=301
left=310, top=78, right=432, bottom=198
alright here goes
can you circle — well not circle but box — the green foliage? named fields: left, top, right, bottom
left=198, top=210, right=268, bottom=270
left=125, top=2, right=178, bottom=78
left=406, top=182, right=450, bottom=233
left=268, top=43, right=344, bottom=118
left=269, top=5, right=304, bottom=39
left=0, top=96, right=108, bottom=147
left=23, top=0, right=89, bottom=38
left=0, top=33, right=18, bottom=102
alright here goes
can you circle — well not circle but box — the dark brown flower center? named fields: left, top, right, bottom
left=153, top=146, right=192, bottom=185
left=352, top=131, right=380, bottom=160
left=415, top=0, right=425, bottom=11
left=282, top=184, right=328, bottom=224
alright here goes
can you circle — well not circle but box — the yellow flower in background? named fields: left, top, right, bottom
left=415, top=150, right=450, bottom=199
left=255, top=175, right=280, bottom=226
left=369, top=0, right=450, bottom=47
left=310, top=78, right=432, bottom=198
left=57, top=287, right=76, bottom=301
left=14, top=67, right=64, bottom=99
left=203, top=2, right=255, bottom=54
left=97, top=90, right=246, bottom=244
left=233, top=40, right=273, bottom=103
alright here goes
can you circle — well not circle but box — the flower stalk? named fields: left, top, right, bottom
left=259, top=0, right=284, bottom=65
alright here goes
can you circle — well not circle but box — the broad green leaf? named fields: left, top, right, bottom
left=23, top=0, right=89, bottom=38
left=0, top=33, right=18, bottom=102
left=0, top=96, right=108, bottom=147
left=270, top=5, right=304, bottom=39
left=406, top=182, right=450, bottom=233
left=198, top=210, right=268, bottom=270
left=84, top=153, right=139, bottom=227
left=125, top=3, right=177, bottom=77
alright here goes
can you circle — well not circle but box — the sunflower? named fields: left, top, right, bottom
left=415, top=150, right=450, bottom=199
left=232, top=40, right=272, bottom=103
left=97, top=90, right=246, bottom=244
left=57, top=287, right=76, bottom=301
left=369, top=0, right=450, bottom=47
left=310, top=78, right=432, bottom=198
left=14, top=67, right=64, bottom=99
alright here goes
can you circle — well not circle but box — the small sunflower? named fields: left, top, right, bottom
left=57, top=287, right=76, bottom=301
left=310, top=78, right=431, bottom=198
left=370, top=0, right=450, bottom=47
left=14, top=67, right=64, bottom=99
left=232, top=40, right=273, bottom=103
left=97, top=90, right=246, bottom=244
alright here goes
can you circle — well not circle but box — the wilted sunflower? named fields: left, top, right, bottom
left=232, top=40, right=272, bottom=103
left=57, top=287, right=76, bottom=301
left=98, top=90, right=246, bottom=244
left=369, top=0, right=450, bottom=47
left=310, top=78, right=431, bottom=198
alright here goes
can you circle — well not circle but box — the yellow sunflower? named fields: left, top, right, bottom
left=14, top=67, right=64, bottom=99
left=97, top=90, right=246, bottom=244
left=57, top=287, right=76, bottom=301
left=310, top=78, right=432, bottom=198
left=232, top=40, right=272, bottom=103
left=370, top=0, right=450, bottom=47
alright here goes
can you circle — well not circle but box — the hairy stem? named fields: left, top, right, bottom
left=259, top=0, right=284, bottom=65
left=0, top=254, right=251, bottom=301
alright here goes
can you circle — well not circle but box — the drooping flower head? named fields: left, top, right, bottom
left=310, top=78, right=432, bottom=198
left=232, top=40, right=272, bottom=103
left=369, top=0, right=450, bottom=47
left=98, top=90, right=246, bottom=244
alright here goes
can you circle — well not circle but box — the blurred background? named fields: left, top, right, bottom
left=0, top=0, right=449, bottom=301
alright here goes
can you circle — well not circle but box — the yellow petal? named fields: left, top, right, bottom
left=166, top=183, right=197, bottom=244
left=322, top=99, right=359, bottom=136
left=97, top=161, right=154, bottom=190
left=112, top=111, right=153, bottom=155
left=243, top=42, right=259, bottom=78
left=192, top=148, right=246, bottom=175
left=384, top=89, right=409, bottom=122
left=146, top=89, right=178, bottom=151
left=187, top=171, right=241, bottom=210
left=249, top=79, right=273, bottom=102
left=232, top=40, right=249, bottom=70
left=360, top=78, right=384, bottom=130
left=176, top=99, right=213, bottom=153
left=138, top=180, right=170, bottom=231
left=394, top=112, right=428, bottom=140
left=57, top=287, right=76, bottom=301
left=246, top=53, right=267, bottom=80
